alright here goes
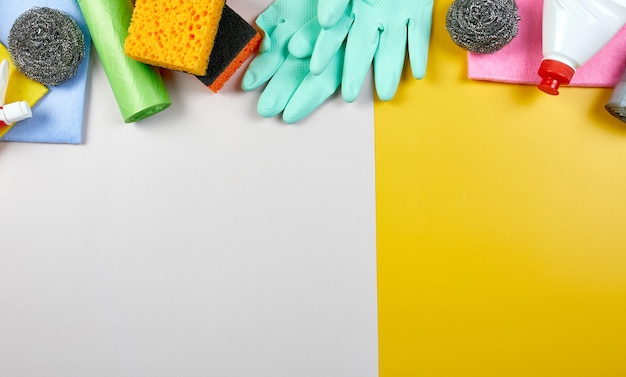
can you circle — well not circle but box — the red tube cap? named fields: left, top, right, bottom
left=537, top=59, right=575, bottom=95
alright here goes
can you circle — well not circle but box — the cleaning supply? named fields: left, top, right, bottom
left=0, top=101, right=31, bottom=127
left=0, top=0, right=91, bottom=144
left=76, top=0, right=171, bottom=123
left=124, top=0, right=225, bottom=76
left=605, top=62, right=626, bottom=123
left=195, top=5, right=261, bottom=93
left=0, top=60, right=33, bottom=128
left=538, top=0, right=626, bottom=95
left=467, top=0, right=626, bottom=88
left=8, top=7, right=85, bottom=86
left=242, top=0, right=343, bottom=123
left=242, top=0, right=317, bottom=91
left=0, top=44, right=47, bottom=138
left=309, top=0, right=434, bottom=102
left=446, top=0, right=520, bottom=54
left=261, top=19, right=344, bottom=123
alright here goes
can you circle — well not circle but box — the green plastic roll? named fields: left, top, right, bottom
left=76, top=0, right=171, bottom=123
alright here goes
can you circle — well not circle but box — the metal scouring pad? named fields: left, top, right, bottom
left=8, top=7, right=85, bottom=86
left=446, top=0, right=520, bottom=54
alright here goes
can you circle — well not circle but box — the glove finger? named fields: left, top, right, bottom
left=254, top=5, right=281, bottom=51
left=288, top=19, right=321, bottom=59
left=242, top=21, right=296, bottom=91
left=283, top=46, right=344, bottom=123
left=342, top=22, right=379, bottom=103
left=242, top=46, right=285, bottom=91
left=318, top=0, right=351, bottom=28
left=373, top=24, right=407, bottom=101
left=310, top=15, right=351, bottom=75
left=407, top=3, right=434, bottom=79
left=257, top=56, right=309, bottom=118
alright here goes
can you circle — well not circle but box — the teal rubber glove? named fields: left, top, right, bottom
left=304, top=0, right=434, bottom=102
left=242, top=0, right=343, bottom=123
left=242, top=0, right=316, bottom=90
left=257, top=42, right=344, bottom=124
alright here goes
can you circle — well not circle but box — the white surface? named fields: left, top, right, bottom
left=0, top=0, right=378, bottom=376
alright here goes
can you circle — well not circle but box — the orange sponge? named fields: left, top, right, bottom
left=124, top=0, right=225, bottom=76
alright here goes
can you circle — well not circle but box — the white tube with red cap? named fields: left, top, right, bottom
left=1, top=101, right=32, bottom=126
left=538, top=0, right=626, bottom=95
left=0, top=59, right=33, bottom=127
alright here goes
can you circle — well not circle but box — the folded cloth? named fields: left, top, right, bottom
left=0, top=0, right=91, bottom=144
left=467, top=0, right=626, bottom=87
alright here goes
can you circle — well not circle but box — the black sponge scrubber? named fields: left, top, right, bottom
left=196, top=5, right=261, bottom=92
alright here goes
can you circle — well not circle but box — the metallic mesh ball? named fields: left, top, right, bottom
left=446, top=0, right=520, bottom=54
left=8, top=7, right=85, bottom=86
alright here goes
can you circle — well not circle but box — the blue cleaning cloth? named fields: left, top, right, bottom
left=0, top=0, right=91, bottom=144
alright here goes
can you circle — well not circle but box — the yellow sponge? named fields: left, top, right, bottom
left=124, top=0, right=225, bottom=76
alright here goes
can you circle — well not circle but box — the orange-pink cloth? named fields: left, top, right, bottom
left=467, top=0, right=626, bottom=87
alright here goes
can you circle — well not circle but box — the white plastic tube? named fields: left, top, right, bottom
left=538, top=0, right=626, bottom=95
left=1, top=102, right=32, bottom=126
left=0, top=59, right=32, bottom=126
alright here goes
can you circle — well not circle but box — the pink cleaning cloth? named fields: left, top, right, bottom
left=467, top=0, right=626, bottom=87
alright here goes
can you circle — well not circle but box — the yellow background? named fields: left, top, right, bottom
left=375, top=1, right=626, bottom=376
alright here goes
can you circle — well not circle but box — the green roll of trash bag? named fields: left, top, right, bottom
left=76, top=0, right=171, bottom=123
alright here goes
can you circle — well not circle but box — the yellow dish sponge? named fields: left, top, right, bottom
left=124, top=0, right=225, bottom=76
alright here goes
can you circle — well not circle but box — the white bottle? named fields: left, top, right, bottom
left=0, top=59, right=32, bottom=127
left=538, top=0, right=626, bottom=95
left=1, top=101, right=32, bottom=126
